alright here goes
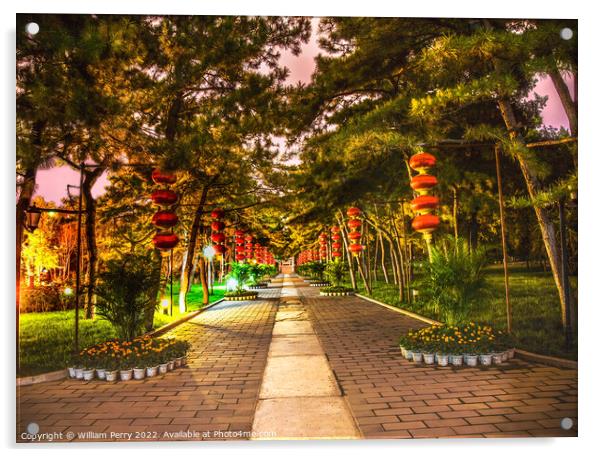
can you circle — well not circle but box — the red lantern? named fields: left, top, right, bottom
left=332, top=251, right=342, bottom=258
left=347, top=218, right=362, bottom=229
left=410, top=174, right=438, bottom=193
left=411, top=214, right=440, bottom=233
left=245, top=235, right=253, bottom=242
left=152, top=232, right=179, bottom=251
left=235, top=237, right=245, bottom=244
left=332, top=242, right=342, bottom=250
left=151, top=169, right=177, bottom=185
left=410, top=195, right=440, bottom=214
left=347, top=207, right=361, bottom=217
left=409, top=152, right=436, bottom=172
left=151, top=189, right=178, bottom=206
left=152, top=210, right=178, bottom=228
left=348, top=231, right=362, bottom=241
left=235, top=253, right=246, bottom=261
left=332, top=233, right=341, bottom=241
left=349, top=244, right=363, bottom=255
left=211, top=233, right=225, bottom=243
left=235, top=245, right=245, bottom=253
left=211, top=221, right=225, bottom=231
left=210, top=208, right=225, bottom=219
left=331, top=226, right=340, bottom=233
left=235, top=230, right=245, bottom=237
left=213, top=244, right=226, bottom=254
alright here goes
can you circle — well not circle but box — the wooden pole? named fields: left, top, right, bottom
left=494, top=144, right=512, bottom=332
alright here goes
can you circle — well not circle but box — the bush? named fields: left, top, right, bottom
left=20, top=281, right=75, bottom=313
left=226, top=262, right=252, bottom=292
left=324, top=259, right=348, bottom=288
left=320, top=285, right=354, bottom=293
left=413, top=238, right=490, bottom=325
left=94, top=253, right=157, bottom=341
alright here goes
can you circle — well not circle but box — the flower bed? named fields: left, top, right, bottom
left=319, top=285, right=354, bottom=296
left=310, top=280, right=331, bottom=287
left=224, top=290, right=259, bottom=301
left=399, top=323, right=515, bottom=367
left=68, top=336, right=190, bottom=382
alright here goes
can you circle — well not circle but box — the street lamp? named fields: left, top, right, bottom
left=25, top=207, right=41, bottom=231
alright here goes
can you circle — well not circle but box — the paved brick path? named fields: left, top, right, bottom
left=17, top=284, right=281, bottom=442
left=299, top=283, right=578, bottom=439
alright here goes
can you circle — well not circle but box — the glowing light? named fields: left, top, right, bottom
left=203, top=245, right=216, bottom=259
left=160, top=298, right=170, bottom=308
left=63, top=287, right=73, bottom=296
left=25, top=22, right=39, bottom=35
left=226, top=278, right=238, bottom=291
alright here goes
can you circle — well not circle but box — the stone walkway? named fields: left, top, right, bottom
left=17, top=274, right=577, bottom=442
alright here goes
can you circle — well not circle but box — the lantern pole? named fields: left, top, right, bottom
left=73, top=163, right=84, bottom=356
left=170, top=249, right=174, bottom=316
left=494, top=144, right=512, bottom=332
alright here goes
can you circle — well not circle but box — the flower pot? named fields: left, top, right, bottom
left=82, top=369, right=95, bottom=381
left=479, top=354, right=493, bottom=366
left=133, top=368, right=146, bottom=380
left=96, top=369, right=106, bottom=380
left=501, top=350, right=509, bottom=362
left=68, top=367, right=76, bottom=378
left=119, top=369, right=133, bottom=381
left=159, top=363, right=168, bottom=374
left=174, top=358, right=182, bottom=368
left=74, top=367, right=84, bottom=379
left=178, top=356, right=187, bottom=366
left=105, top=370, right=118, bottom=382
left=404, top=350, right=413, bottom=361
left=400, top=346, right=407, bottom=358
left=146, top=366, right=158, bottom=378
left=506, top=348, right=515, bottom=360
left=465, top=355, right=478, bottom=367
left=423, top=353, right=435, bottom=365
left=437, top=354, right=449, bottom=367
left=451, top=355, right=463, bottom=366
left=412, top=352, right=423, bottom=363
left=167, top=361, right=175, bottom=371
left=492, top=352, right=504, bottom=365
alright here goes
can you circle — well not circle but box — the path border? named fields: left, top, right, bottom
left=354, top=293, right=577, bottom=370
left=17, top=298, right=227, bottom=386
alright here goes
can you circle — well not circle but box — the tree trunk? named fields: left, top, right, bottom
left=497, top=98, right=573, bottom=332
left=144, top=250, right=164, bottom=332
left=178, top=184, right=210, bottom=310
left=199, top=256, right=210, bottom=305
left=378, top=232, right=390, bottom=283
left=452, top=187, right=459, bottom=242
left=548, top=67, right=577, bottom=137
left=82, top=166, right=105, bottom=319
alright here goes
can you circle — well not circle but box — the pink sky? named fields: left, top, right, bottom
left=33, top=22, right=573, bottom=204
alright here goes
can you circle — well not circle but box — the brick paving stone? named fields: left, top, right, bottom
left=17, top=287, right=279, bottom=443
left=301, top=287, right=578, bottom=439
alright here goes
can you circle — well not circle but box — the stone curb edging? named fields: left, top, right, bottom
left=320, top=291, right=354, bottom=297
left=223, top=295, right=259, bottom=301
left=354, top=293, right=578, bottom=370
left=16, top=369, right=69, bottom=387
left=17, top=298, right=228, bottom=386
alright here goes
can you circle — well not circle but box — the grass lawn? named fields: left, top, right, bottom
left=349, top=264, right=577, bottom=360
left=18, top=280, right=226, bottom=377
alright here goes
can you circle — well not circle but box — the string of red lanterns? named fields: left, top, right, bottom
left=318, top=232, right=328, bottom=261
left=347, top=206, right=363, bottom=256
left=331, top=226, right=342, bottom=258
left=234, top=229, right=246, bottom=262
left=150, top=169, right=179, bottom=251
left=409, top=152, right=440, bottom=258
left=210, top=208, right=226, bottom=258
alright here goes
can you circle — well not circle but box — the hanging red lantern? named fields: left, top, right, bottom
left=211, top=221, right=225, bottom=231
left=332, top=233, right=341, bottom=241
left=331, top=226, right=340, bottom=233
left=347, top=218, right=362, bottom=229
left=410, top=174, right=438, bottom=193
left=211, top=232, right=225, bottom=244
left=347, top=207, right=361, bottom=217
left=235, top=230, right=245, bottom=237
left=235, top=236, right=245, bottom=245
left=409, top=152, right=436, bottom=172
left=235, top=254, right=246, bottom=261
left=411, top=214, right=440, bottom=233
left=332, top=251, right=342, bottom=258
left=213, top=244, right=226, bottom=254
left=153, top=232, right=179, bottom=251
left=152, top=210, right=178, bottom=228
left=151, top=189, right=178, bottom=206
left=410, top=195, right=439, bottom=214
left=332, top=242, right=342, bottom=250
left=348, top=231, right=362, bottom=241
left=151, top=169, right=177, bottom=185
left=210, top=208, right=225, bottom=219
left=349, top=244, right=363, bottom=255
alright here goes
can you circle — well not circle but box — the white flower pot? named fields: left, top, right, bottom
left=451, top=355, right=463, bottom=366
left=437, top=354, right=449, bottom=366
left=82, top=369, right=95, bottom=381
left=501, top=350, right=509, bottom=362
left=133, top=368, right=146, bottom=380
left=405, top=350, right=413, bottom=360
left=423, top=353, right=435, bottom=365
left=465, top=355, right=478, bottom=367
left=492, top=353, right=504, bottom=365
left=400, top=346, right=407, bottom=358
left=146, top=366, right=158, bottom=378
left=68, top=367, right=76, bottom=378
left=479, top=354, right=493, bottom=366
left=96, top=369, right=106, bottom=380
left=167, top=361, right=175, bottom=371
left=412, top=352, right=423, bottom=363
left=119, top=369, right=133, bottom=381
left=159, top=363, right=168, bottom=374
left=105, top=370, right=118, bottom=382
left=74, top=367, right=84, bottom=379
left=506, top=348, right=515, bottom=360
left=174, top=358, right=182, bottom=368
left=178, top=356, right=187, bottom=366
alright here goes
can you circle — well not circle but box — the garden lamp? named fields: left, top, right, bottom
left=25, top=206, right=41, bottom=232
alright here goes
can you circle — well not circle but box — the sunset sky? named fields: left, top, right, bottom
left=33, top=20, right=575, bottom=204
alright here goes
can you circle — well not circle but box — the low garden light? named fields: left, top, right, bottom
left=160, top=297, right=170, bottom=314
left=63, top=287, right=73, bottom=296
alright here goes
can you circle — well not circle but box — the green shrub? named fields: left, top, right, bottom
left=324, top=259, right=348, bottom=288
left=94, top=253, right=157, bottom=341
left=226, top=262, right=252, bottom=292
left=413, top=238, right=490, bottom=325
left=20, top=281, right=75, bottom=313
